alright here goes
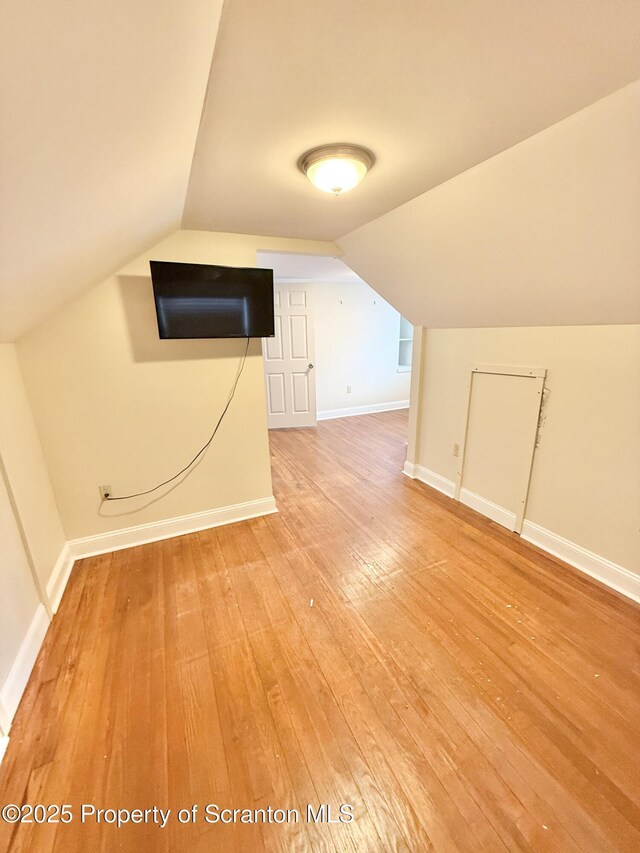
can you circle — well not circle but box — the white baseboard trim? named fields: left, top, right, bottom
left=403, top=462, right=455, bottom=498
left=0, top=603, right=50, bottom=732
left=521, top=521, right=640, bottom=605
left=0, top=735, right=9, bottom=765
left=402, top=460, right=417, bottom=478
left=0, top=497, right=278, bottom=749
left=459, top=488, right=516, bottom=531
left=318, top=400, right=409, bottom=421
left=404, top=464, right=639, bottom=605
left=46, top=543, right=74, bottom=614
left=67, top=496, right=278, bottom=560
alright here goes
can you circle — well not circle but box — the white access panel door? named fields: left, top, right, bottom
left=263, top=283, right=317, bottom=429
left=455, top=366, right=545, bottom=533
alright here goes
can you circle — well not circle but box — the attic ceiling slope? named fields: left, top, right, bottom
left=338, top=83, right=640, bottom=329
left=0, top=0, right=224, bottom=342
left=183, top=0, right=640, bottom=242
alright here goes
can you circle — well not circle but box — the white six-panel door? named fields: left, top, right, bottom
left=263, top=283, right=317, bottom=428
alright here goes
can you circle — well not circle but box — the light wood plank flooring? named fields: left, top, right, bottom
left=1, top=410, right=639, bottom=852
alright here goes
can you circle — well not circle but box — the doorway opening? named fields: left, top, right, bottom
left=257, top=251, right=412, bottom=432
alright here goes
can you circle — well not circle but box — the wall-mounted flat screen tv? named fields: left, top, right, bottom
left=150, top=261, right=275, bottom=339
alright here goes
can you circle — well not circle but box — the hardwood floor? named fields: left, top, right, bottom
left=1, top=409, right=639, bottom=852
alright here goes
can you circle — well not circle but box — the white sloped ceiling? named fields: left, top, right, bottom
left=2, top=0, right=640, bottom=339
left=184, top=0, right=640, bottom=247
left=0, top=0, right=224, bottom=341
left=339, top=83, right=640, bottom=328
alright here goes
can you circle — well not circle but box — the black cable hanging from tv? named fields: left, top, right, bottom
left=104, top=337, right=250, bottom=501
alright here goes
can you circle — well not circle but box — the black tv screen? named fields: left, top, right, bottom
left=150, top=261, right=275, bottom=339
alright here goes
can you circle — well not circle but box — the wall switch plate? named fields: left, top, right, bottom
left=99, top=485, right=112, bottom=500
left=453, top=443, right=460, bottom=458
left=346, top=385, right=352, bottom=393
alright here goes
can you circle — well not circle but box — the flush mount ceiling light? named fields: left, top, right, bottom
left=298, top=144, right=375, bottom=195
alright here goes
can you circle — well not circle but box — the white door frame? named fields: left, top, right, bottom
left=455, top=364, right=546, bottom=534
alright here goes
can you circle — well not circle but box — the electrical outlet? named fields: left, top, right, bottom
left=453, top=443, right=460, bottom=458
left=346, top=385, right=351, bottom=394
left=99, top=485, right=112, bottom=500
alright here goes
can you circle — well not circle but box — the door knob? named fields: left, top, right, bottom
left=308, top=363, right=314, bottom=369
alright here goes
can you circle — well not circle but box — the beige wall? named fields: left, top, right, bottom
left=17, top=230, right=338, bottom=541
left=0, top=468, right=42, bottom=722
left=412, top=325, right=640, bottom=571
left=0, top=344, right=66, bottom=592
left=0, top=343, right=64, bottom=733
left=313, top=280, right=411, bottom=414
left=339, top=82, right=640, bottom=329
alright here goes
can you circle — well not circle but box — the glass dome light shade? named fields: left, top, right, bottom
left=299, top=145, right=375, bottom=196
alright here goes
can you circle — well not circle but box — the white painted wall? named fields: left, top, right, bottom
left=313, top=280, right=411, bottom=418
left=409, top=325, right=640, bottom=575
left=0, top=472, right=40, bottom=734
left=0, top=344, right=65, bottom=734
left=17, top=230, right=338, bottom=541
left=0, top=345, right=66, bottom=593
